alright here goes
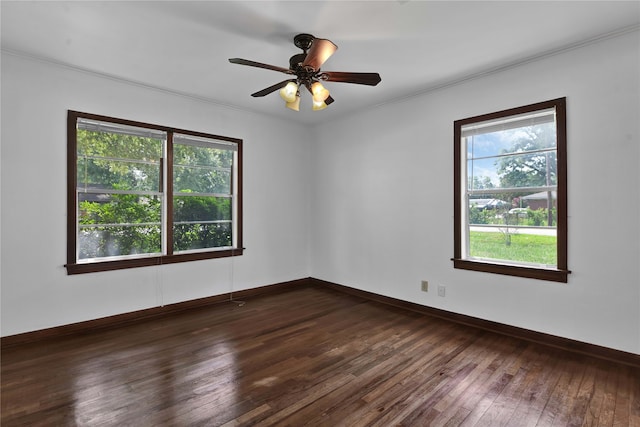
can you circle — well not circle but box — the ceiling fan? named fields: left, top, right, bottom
left=229, top=33, right=381, bottom=111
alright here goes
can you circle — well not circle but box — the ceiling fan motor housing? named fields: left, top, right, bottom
left=291, top=33, right=317, bottom=77
left=293, top=33, right=315, bottom=52
left=289, top=53, right=307, bottom=71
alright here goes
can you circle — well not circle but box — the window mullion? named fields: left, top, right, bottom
left=232, top=150, right=237, bottom=249
left=468, top=186, right=557, bottom=195
left=165, top=133, right=174, bottom=256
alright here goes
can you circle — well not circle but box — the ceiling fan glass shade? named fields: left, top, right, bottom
left=279, top=81, right=299, bottom=103
left=312, top=99, right=328, bottom=111
left=311, top=82, right=330, bottom=103
left=285, top=95, right=301, bottom=111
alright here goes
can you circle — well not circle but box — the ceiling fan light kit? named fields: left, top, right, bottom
left=229, top=33, right=381, bottom=112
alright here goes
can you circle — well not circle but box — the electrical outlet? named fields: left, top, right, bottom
left=421, top=280, right=429, bottom=292
left=437, top=285, right=446, bottom=297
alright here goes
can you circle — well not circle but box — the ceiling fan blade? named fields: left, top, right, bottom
left=251, top=79, right=297, bottom=97
left=229, top=58, right=293, bottom=74
left=321, top=71, right=382, bottom=86
left=301, top=38, right=337, bottom=70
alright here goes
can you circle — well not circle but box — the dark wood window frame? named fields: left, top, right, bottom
left=453, top=98, right=569, bottom=282
left=66, top=110, right=243, bottom=275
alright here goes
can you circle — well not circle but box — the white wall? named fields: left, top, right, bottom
left=310, top=30, right=640, bottom=354
left=1, top=53, right=312, bottom=336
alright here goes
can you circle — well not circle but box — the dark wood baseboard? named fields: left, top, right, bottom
left=309, top=278, right=640, bottom=368
left=3, top=276, right=639, bottom=367
left=0, top=278, right=308, bottom=348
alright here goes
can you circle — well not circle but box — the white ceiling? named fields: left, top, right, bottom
left=2, top=1, right=639, bottom=124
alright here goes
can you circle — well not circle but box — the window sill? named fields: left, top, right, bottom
left=66, top=248, right=244, bottom=275
left=452, top=258, right=569, bottom=283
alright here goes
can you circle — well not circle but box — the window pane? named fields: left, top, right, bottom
left=77, top=157, right=160, bottom=192
left=173, top=195, right=232, bottom=251
left=468, top=190, right=557, bottom=227
left=78, top=193, right=162, bottom=260
left=77, top=129, right=163, bottom=160
left=468, top=194, right=510, bottom=221
left=465, top=118, right=556, bottom=159
left=468, top=150, right=557, bottom=190
left=468, top=229, right=557, bottom=266
left=79, top=193, right=162, bottom=224
left=173, top=143, right=233, bottom=194
left=173, top=222, right=232, bottom=252
left=466, top=119, right=557, bottom=191
left=173, top=164, right=231, bottom=194
left=77, top=129, right=162, bottom=192
left=468, top=193, right=557, bottom=266
left=78, top=225, right=162, bottom=260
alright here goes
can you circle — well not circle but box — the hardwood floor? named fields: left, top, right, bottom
left=2, top=285, right=639, bottom=426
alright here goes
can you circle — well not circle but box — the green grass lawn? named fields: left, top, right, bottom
left=469, top=231, right=557, bottom=265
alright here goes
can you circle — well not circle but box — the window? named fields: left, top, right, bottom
left=67, top=111, right=242, bottom=274
left=453, top=98, right=568, bottom=282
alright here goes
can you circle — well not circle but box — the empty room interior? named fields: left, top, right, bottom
left=1, top=1, right=639, bottom=425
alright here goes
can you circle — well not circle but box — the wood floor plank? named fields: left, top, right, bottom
left=597, top=363, right=621, bottom=427
left=2, top=285, right=638, bottom=427
left=612, top=366, right=632, bottom=427
left=500, top=348, right=561, bottom=427
left=432, top=339, right=514, bottom=426
left=429, top=334, right=508, bottom=425
left=630, top=365, right=640, bottom=427
left=457, top=342, right=529, bottom=426
left=580, top=362, right=611, bottom=427
left=473, top=347, right=544, bottom=426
